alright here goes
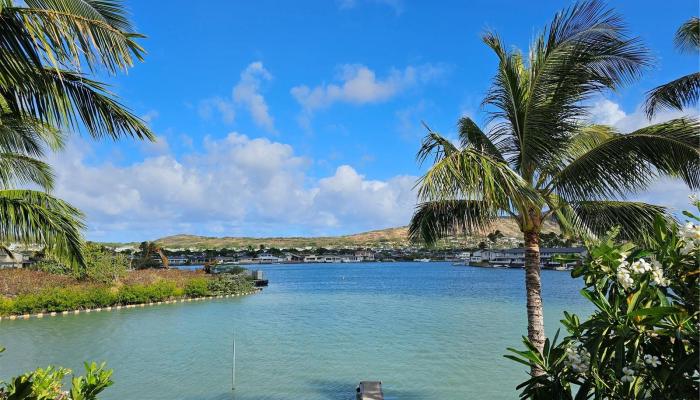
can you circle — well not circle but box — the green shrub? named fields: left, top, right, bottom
left=29, top=242, right=129, bottom=283
left=0, top=297, right=13, bottom=315
left=184, top=278, right=210, bottom=297
left=207, top=274, right=254, bottom=295
left=116, top=280, right=178, bottom=304
left=82, top=243, right=129, bottom=283
left=30, top=257, right=74, bottom=276
left=0, top=359, right=113, bottom=400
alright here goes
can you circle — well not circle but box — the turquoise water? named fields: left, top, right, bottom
left=0, top=262, right=591, bottom=399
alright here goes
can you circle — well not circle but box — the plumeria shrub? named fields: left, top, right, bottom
left=0, top=347, right=112, bottom=400
left=507, top=202, right=699, bottom=399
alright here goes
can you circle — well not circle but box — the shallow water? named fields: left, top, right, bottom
left=0, top=262, right=591, bottom=399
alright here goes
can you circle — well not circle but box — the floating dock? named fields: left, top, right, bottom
left=356, top=381, right=383, bottom=400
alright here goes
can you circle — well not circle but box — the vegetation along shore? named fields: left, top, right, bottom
left=0, top=245, right=257, bottom=317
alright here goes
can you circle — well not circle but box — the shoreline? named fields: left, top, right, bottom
left=0, top=288, right=262, bottom=322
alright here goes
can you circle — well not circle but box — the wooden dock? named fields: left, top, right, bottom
left=356, top=381, right=383, bottom=400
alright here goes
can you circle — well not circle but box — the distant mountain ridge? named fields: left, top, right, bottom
left=117, top=217, right=559, bottom=250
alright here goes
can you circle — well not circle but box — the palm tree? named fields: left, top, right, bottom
left=409, top=1, right=700, bottom=376
left=135, top=241, right=169, bottom=269
left=0, top=0, right=154, bottom=267
left=645, top=17, right=700, bottom=118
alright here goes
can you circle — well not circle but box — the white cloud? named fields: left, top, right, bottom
left=589, top=98, right=696, bottom=132
left=140, top=110, right=159, bottom=124
left=233, top=62, right=276, bottom=133
left=49, top=134, right=417, bottom=241
left=291, top=64, right=447, bottom=123
left=197, top=62, right=275, bottom=132
left=198, top=97, right=236, bottom=124
left=633, top=178, right=697, bottom=213
left=589, top=99, right=626, bottom=126
left=140, top=136, right=170, bottom=155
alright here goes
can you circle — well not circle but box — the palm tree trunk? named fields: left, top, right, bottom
left=524, top=229, right=545, bottom=377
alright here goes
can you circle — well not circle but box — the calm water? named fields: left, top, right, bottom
left=0, top=262, right=591, bottom=399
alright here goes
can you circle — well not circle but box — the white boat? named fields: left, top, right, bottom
left=413, top=258, right=431, bottom=263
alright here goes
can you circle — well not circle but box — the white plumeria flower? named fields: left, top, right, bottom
left=680, top=240, right=696, bottom=255
left=648, top=260, right=669, bottom=286
left=682, top=222, right=700, bottom=241
left=617, top=267, right=635, bottom=289
left=644, top=354, right=660, bottom=368
left=621, top=366, right=635, bottom=382
left=565, top=345, right=590, bottom=373
left=630, top=258, right=652, bottom=274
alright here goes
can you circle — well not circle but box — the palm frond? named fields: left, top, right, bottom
left=550, top=118, right=700, bottom=202
left=0, top=189, right=84, bottom=268
left=4, top=0, right=144, bottom=74
left=409, top=200, right=497, bottom=245
left=674, top=16, right=700, bottom=53
left=0, top=111, right=64, bottom=155
left=569, top=200, right=669, bottom=241
left=416, top=146, right=541, bottom=213
left=0, top=153, right=54, bottom=190
left=457, top=117, right=505, bottom=161
left=644, top=72, right=700, bottom=118
left=417, top=130, right=458, bottom=166
left=481, top=31, right=528, bottom=171
left=5, top=68, right=154, bottom=140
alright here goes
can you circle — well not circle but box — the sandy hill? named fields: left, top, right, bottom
left=144, top=218, right=559, bottom=250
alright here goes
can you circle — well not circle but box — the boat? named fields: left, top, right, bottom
left=413, top=258, right=431, bottom=262
left=492, top=264, right=510, bottom=269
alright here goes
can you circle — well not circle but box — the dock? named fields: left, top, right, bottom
left=356, top=381, right=383, bottom=400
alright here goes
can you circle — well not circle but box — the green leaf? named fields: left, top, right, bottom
left=627, top=306, right=679, bottom=318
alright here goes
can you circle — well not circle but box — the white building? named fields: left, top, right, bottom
left=0, top=251, right=29, bottom=268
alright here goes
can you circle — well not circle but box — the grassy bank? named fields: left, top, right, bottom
left=0, top=269, right=255, bottom=316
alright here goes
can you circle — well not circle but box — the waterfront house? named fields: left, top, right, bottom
left=166, top=256, right=189, bottom=266
left=283, top=253, right=305, bottom=262
left=469, top=247, right=586, bottom=267
left=0, top=251, right=30, bottom=268
left=354, top=250, right=375, bottom=261
left=256, top=253, right=283, bottom=264
left=304, top=255, right=324, bottom=263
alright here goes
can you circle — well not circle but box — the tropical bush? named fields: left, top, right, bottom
left=184, top=278, right=210, bottom=297
left=507, top=202, right=699, bottom=399
left=207, top=274, right=254, bottom=296
left=31, top=243, right=129, bottom=283
left=115, top=281, right=181, bottom=305
left=0, top=350, right=113, bottom=400
left=82, top=244, right=130, bottom=283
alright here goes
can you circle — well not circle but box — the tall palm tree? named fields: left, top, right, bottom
left=0, top=0, right=154, bottom=267
left=645, top=17, right=700, bottom=118
left=409, top=1, right=700, bottom=376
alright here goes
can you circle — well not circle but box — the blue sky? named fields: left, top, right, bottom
left=51, top=0, right=699, bottom=242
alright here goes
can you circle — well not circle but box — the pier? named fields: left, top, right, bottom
left=356, top=381, right=383, bottom=400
